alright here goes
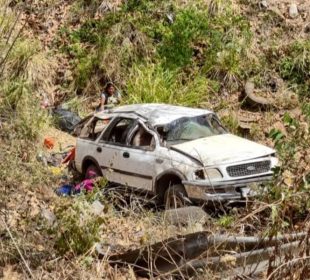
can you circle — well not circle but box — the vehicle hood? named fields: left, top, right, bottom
left=171, top=134, right=275, bottom=166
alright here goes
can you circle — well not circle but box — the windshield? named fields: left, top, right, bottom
left=163, top=114, right=226, bottom=143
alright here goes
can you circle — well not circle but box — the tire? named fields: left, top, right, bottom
left=164, top=184, right=189, bottom=210
left=85, top=164, right=101, bottom=179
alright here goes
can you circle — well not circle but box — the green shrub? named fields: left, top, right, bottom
left=279, top=40, right=310, bottom=82
left=53, top=198, right=105, bottom=255
left=158, top=8, right=209, bottom=69
left=126, top=63, right=214, bottom=106
left=217, top=215, right=234, bottom=228
left=279, top=40, right=310, bottom=97
left=75, top=54, right=99, bottom=92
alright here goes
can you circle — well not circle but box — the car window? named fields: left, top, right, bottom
left=104, top=118, right=135, bottom=145
left=129, top=124, right=155, bottom=150
left=163, top=114, right=226, bottom=144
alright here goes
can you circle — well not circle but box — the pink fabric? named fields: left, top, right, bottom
left=74, top=179, right=94, bottom=192
left=86, top=170, right=97, bottom=178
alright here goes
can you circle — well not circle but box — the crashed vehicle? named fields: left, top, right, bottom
left=74, top=104, right=278, bottom=208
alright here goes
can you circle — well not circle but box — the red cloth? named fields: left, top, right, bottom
left=62, top=147, right=76, bottom=164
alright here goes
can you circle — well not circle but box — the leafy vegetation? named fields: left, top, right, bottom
left=59, top=0, right=251, bottom=99
left=53, top=198, right=105, bottom=255
left=279, top=40, right=310, bottom=97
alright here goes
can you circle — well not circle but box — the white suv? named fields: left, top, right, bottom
left=74, top=104, right=278, bottom=208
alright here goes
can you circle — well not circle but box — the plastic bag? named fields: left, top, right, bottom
left=53, top=107, right=81, bottom=133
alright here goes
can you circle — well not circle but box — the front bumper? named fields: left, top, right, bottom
left=183, top=175, right=273, bottom=202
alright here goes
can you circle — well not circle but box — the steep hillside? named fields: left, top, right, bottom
left=0, top=0, right=309, bottom=279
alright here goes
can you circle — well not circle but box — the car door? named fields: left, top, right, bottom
left=117, top=121, right=159, bottom=191
left=96, top=118, right=158, bottom=191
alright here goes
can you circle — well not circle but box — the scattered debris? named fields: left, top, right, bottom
left=55, top=170, right=98, bottom=196
left=55, top=184, right=73, bottom=196
left=91, top=200, right=104, bottom=215
left=37, top=147, right=75, bottom=167
left=49, top=166, right=63, bottom=176
left=52, top=107, right=81, bottom=133
left=43, top=137, right=55, bottom=149
left=62, top=147, right=75, bottom=164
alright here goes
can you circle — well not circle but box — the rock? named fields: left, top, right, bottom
left=260, top=0, right=268, bottom=9
left=289, top=3, right=299, bottom=18
left=163, top=206, right=209, bottom=226
left=41, top=208, right=56, bottom=226
left=94, top=242, right=106, bottom=255
left=91, top=200, right=104, bottom=215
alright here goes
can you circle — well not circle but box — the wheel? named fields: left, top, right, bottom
left=164, top=184, right=189, bottom=209
left=85, top=164, right=101, bottom=179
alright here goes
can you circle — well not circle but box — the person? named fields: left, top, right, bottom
left=98, top=82, right=121, bottom=111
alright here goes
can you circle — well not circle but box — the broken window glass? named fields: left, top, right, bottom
left=164, top=114, right=226, bottom=143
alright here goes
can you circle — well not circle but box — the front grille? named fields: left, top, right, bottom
left=227, top=160, right=271, bottom=177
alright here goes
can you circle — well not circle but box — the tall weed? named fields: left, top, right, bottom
left=126, top=63, right=214, bottom=106
left=0, top=3, right=54, bottom=140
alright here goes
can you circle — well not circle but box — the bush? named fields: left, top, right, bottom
left=279, top=40, right=310, bottom=97
left=265, top=112, right=310, bottom=227
left=53, top=197, right=106, bottom=255
left=158, top=8, right=209, bottom=69
left=126, top=63, right=215, bottom=106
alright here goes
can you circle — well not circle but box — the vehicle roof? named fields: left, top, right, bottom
left=94, top=103, right=213, bottom=126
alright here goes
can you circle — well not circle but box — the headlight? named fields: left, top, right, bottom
left=205, top=168, right=223, bottom=180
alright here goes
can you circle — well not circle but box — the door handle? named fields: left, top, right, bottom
left=97, top=147, right=102, bottom=153
left=123, top=152, right=130, bottom=158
